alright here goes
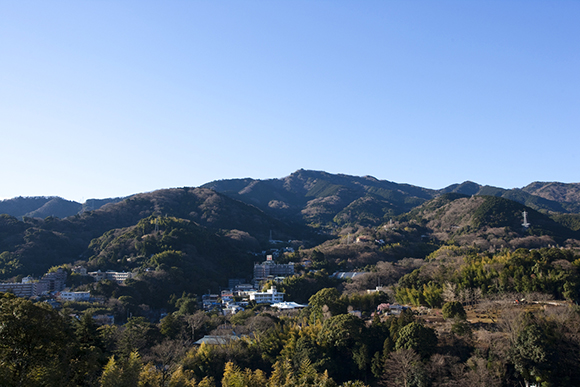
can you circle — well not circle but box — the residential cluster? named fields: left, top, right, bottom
left=0, top=266, right=133, bottom=303
left=0, top=253, right=305, bottom=320
left=200, top=254, right=305, bottom=314
left=203, top=283, right=306, bottom=315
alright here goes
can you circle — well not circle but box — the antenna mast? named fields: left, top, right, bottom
left=522, top=211, right=531, bottom=228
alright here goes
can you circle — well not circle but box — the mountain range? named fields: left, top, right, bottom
left=3, top=170, right=580, bottom=224
left=1, top=170, right=579, bottom=286
left=0, top=196, right=125, bottom=220
left=202, top=169, right=580, bottom=226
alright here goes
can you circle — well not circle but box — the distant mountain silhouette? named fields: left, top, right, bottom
left=3, top=171, right=579, bottom=224
left=204, top=170, right=580, bottom=227
left=0, top=197, right=54, bottom=219
left=203, top=169, right=436, bottom=226
left=0, top=197, right=124, bottom=220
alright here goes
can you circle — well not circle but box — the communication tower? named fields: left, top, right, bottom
left=522, top=211, right=531, bottom=228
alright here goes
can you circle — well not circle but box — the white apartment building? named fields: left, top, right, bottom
left=59, top=291, right=91, bottom=302
left=88, top=270, right=133, bottom=284
left=249, top=286, right=285, bottom=304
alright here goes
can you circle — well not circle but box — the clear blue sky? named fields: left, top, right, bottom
left=1, top=1, right=579, bottom=202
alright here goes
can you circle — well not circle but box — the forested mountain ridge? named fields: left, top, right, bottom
left=442, top=180, right=580, bottom=213
left=402, top=193, right=580, bottom=250
left=203, top=169, right=438, bottom=227
left=204, top=170, right=580, bottom=227
left=523, top=181, right=580, bottom=203
left=2, top=171, right=580, bottom=282
left=3, top=170, right=580, bottom=224
left=0, top=196, right=124, bottom=219
left=0, top=187, right=317, bottom=280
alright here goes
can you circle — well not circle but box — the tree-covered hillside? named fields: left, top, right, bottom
left=0, top=187, right=321, bottom=281
left=204, top=171, right=580, bottom=231
left=203, top=170, right=438, bottom=228
left=400, top=194, right=580, bottom=250
left=2, top=172, right=580, bottom=387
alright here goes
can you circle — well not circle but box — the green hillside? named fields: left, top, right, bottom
left=204, top=169, right=435, bottom=228
left=0, top=187, right=319, bottom=280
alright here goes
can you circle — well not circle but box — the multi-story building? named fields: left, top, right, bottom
left=59, top=291, right=91, bottom=302
left=36, top=269, right=67, bottom=294
left=0, top=268, right=67, bottom=298
left=253, top=260, right=294, bottom=283
left=232, top=284, right=256, bottom=297
left=107, top=271, right=132, bottom=283
left=88, top=270, right=133, bottom=284
left=249, top=286, right=285, bottom=304
left=0, top=282, right=37, bottom=298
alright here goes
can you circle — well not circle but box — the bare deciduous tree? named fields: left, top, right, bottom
left=442, top=282, right=457, bottom=303
left=143, top=339, right=189, bottom=385
left=187, top=310, right=209, bottom=341
left=381, top=349, right=422, bottom=387
left=460, top=356, right=501, bottom=387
